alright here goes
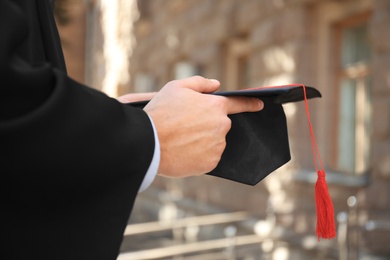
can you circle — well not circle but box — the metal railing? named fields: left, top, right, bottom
left=119, top=195, right=390, bottom=259
left=337, top=196, right=390, bottom=260
left=118, top=211, right=263, bottom=259
left=118, top=233, right=263, bottom=260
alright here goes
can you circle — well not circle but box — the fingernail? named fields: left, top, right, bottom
left=258, top=100, right=264, bottom=110
left=209, top=79, right=220, bottom=84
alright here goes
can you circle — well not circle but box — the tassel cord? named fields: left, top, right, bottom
left=299, top=84, right=336, bottom=240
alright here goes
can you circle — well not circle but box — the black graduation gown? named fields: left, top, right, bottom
left=0, top=1, right=155, bottom=259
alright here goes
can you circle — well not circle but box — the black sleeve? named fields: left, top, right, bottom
left=0, top=1, right=155, bottom=259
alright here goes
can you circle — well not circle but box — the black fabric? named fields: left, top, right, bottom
left=0, top=0, right=155, bottom=259
left=212, top=86, right=321, bottom=184
left=215, top=98, right=290, bottom=185
left=129, top=86, right=322, bottom=185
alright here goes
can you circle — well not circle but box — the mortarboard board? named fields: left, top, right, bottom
left=127, top=84, right=336, bottom=240
left=127, top=84, right=321, bottom=185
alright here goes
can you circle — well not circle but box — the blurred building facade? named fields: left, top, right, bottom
left=57, top=0, right=390, bottom=258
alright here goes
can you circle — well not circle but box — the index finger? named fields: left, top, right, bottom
left=171, top=76, right=221, bottom=93
left=225, top=96, right=264, bottom=115
left=117, top=92, right=157, bottom=103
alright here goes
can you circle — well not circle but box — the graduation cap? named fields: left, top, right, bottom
left=127, top=84, right=335, bottom=240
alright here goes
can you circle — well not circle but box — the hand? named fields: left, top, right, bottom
left=144, top=76, right=264, bottom=178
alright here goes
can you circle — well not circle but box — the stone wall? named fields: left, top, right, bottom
left=128, top=0, right=390, bottom=257
left=360, top=0, right=390, bottom=256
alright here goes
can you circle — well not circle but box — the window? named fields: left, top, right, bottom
left=224, top=38, right=250, bottom=90
left=134, top=73, right=157, bottom=92
left=174, top=61, right=201, bottom=79
left=334, top=13, right=372, bottom=175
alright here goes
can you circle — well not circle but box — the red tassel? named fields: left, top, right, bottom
left=299, top=84, right=336, bottom=240
left=315, top=169, right=336, bottom=240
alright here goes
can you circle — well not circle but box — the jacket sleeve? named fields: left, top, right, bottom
left=0, top=1, right=155, bottom=259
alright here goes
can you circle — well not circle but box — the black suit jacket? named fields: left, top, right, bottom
left=0, top=1, right=155, bottom=259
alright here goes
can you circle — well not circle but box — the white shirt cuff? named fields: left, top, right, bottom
left=138, top=115, right=160, bottom=193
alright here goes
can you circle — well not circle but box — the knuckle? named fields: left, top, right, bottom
left=191, top=75, right=205, bottom=84
left=220, top=116, right=232, bottom=133
left=210, top=95, right=222, bottom=105
left=216, top=96, right=231, bottom=112
left=199, top=142, right=226, bottom=174
left=243, top=97, right=250, bottom=110
left=204, top=157, right=220, bottom=173
left=192, top=75, right=204, bottom=81
left=239, top=97, right=251, bottom=111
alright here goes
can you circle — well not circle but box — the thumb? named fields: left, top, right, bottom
left=175, top=76, right=220, bottom=93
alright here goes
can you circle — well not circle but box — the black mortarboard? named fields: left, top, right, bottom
left=127, top=84, right=321, bottom=185
left=128, top=84, right=336, bottom=240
